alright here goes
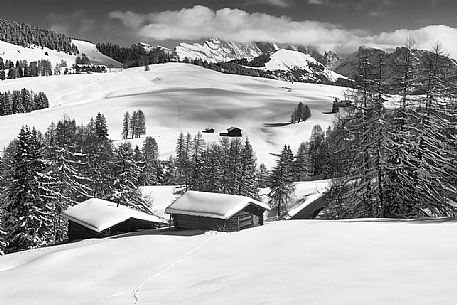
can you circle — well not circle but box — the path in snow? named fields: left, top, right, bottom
left=132, top=231, right=222, bottom=305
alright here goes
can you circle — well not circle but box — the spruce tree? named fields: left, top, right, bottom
left=2, top=126, right=53, bottom=253
left=142, top=136, right=159, bottom=185
left=111, top=142, right=149, bottom=212
left=293, top=142, right=311, bottom=181
left=238, top=138, right=258, bottom=198
left=122, top=111, right=130, bottom=139
left=269, top=145, right=295, bottom=217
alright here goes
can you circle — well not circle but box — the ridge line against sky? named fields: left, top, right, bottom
left=1, top=0, right=456, bottom=56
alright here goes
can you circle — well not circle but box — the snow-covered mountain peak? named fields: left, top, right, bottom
left=265, top=49, right=319, bottom=71
left=175, top=39, right=265, bottom=63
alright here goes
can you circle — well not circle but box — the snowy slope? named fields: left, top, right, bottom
left=175, top=38, right=265, bottom=62
left=0, top=63, right=345, bottom=167
left=264, top=49, right=345, bottom=82
left=0, top=39, right=75, bottom=67
left=71, top=40, right=122, bottom=68
left=0, top=39, right=122, bottom=68
left=1, top=219, right=457, bottom=305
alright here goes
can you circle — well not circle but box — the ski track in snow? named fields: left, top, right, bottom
left=131, top=231, right=222, bottom=305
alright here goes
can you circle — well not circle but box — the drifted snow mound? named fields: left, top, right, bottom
left=1, top=220, right=457, bottom=305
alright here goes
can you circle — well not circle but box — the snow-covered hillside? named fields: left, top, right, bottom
left=175, top=38, right=274, bottom=62
left=71, top=40, right=123, bottom=68
left=0, top=63, right=344, bottom=167
left=0, top=39, right=122, bottom=68
left=263, top=49, right=344, bottom=82
left=1, top=219, right=457, bottom=305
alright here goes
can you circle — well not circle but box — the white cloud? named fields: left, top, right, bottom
left=110, top=6, right=457, bottom=57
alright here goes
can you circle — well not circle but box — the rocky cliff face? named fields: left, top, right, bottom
left=175, top=38, right=270, bottom=63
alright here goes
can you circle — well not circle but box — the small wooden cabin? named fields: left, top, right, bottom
left=165, top=191, right=271, bottom=232
left=202, top=128, right=215, bottom=133
left=219, top=127, right=242, bottom=137
left=62, top=198, right=168, bottom=241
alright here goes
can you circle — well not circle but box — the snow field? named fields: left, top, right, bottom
left=1, top=220, right=457, bottom=305
left=0, top=63, right=345, bottom=167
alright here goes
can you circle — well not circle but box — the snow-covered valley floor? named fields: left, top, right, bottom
left=1, top=219, right=457, bottom=305
left=0, top=63, right=344, bottom=167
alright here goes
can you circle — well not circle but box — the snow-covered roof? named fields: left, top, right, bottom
left=165, top=191, right=271, bottom=219
left=227, top=126, right=242, bottom=131
left=61, top=198, right=168, bottom=232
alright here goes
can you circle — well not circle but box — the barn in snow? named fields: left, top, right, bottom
left=165, top=191, right=271, bottom=232
left=62, top=198, right=168, bottom=241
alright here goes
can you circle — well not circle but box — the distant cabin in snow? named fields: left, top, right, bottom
left=202, top=128, right=215, bottom=133
left=73, top=64, right=107, bottom=74
left=219, top=126, right=242, bottom=137
left=165, top=191, right=271, bottom=232
left=61, top=198, right=168, bottom=241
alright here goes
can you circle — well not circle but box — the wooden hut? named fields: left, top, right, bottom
left=165, top=191, right=271, bottom=232
left=202, top=128, right=215, bottom=133
left=62, top=198, right=168, bottom=241
left=219, top=126, right=242, bottom=137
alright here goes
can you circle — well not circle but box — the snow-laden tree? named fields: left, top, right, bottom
left=111, top=142, right=148, bottom=212
left=142, top=136, right=159, bottom=185
left=326, top=45, right=457, bottom=219
left=238, top=138, right=258, bottom=199
left=2, top=126, right=53, bottom=253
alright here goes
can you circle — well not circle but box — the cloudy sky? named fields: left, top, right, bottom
left=1, top=0, right=457, bottom=56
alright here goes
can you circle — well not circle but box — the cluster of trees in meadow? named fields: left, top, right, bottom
left=0, top=58, right=55, bottom=80
left=0, top=18, right=79, bottom=54
left=96, top=42, right=172, bottom=68
left=291, top=102, right=311, bottom=123
left=0, top=89, right=49, bottom=116
left=122, top=110, right=146, bottom=139
left=173, top=132, right=258, bottom=199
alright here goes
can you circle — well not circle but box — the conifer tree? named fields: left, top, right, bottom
left=293, top=142, right=311, bottom=181
left=142, top=136, right=159, bottom=185
left=2, top=126, right=53, bottom=253
left=111, top=142, right=148, bottom=212
left=269, top=145, right=295, bottom=217
left=256, top=163, right=269, bottom=188
left=122, top=111, right=130, bottom=139
left=238, top=138, right=258, bottom=198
